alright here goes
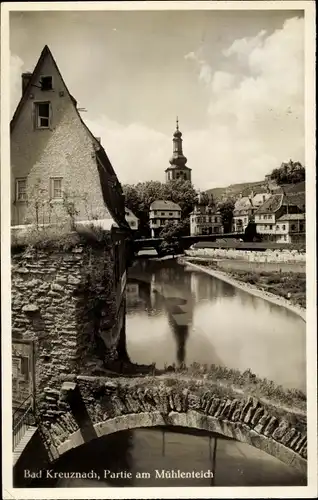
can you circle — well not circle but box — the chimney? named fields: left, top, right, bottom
left=22, top=72, right=32, bottom=95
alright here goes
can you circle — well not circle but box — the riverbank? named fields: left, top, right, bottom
left=181, top=258, right=306, bottom=321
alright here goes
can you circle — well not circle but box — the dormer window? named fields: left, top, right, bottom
left=40, top=76, right=53, bottom=91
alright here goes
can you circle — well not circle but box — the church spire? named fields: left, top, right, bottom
left=170, top=118, right=187, bottom=167
left=165, top=118, right=192, bottom=183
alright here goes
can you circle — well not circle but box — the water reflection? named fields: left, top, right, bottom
left=126, top=259, right=306, bottom=391
left=33, top=427, right=306, bottom=488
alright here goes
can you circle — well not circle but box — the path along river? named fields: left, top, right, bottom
left=50, top=258, right=307, bottom=487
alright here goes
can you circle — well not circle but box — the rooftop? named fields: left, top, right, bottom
left=150, top=200, right=182, bottom=211
left=255, top=194, right=284, bottom=214
left=277, top=213, right=305, bottom=221
left=234, top=197, right=253, bottom=211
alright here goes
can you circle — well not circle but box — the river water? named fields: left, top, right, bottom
left=40, top=258, right=307, bottom=488
left=126, top=259, right=306, bottom=391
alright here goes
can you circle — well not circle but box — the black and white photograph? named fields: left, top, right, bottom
left=1, top=1, right=317, bottom=498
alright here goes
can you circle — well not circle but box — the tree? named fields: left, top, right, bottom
left=159, top=219, right=189, bottom=255
left=218, top=199, right=235, bottom=233
left=123, top=179, right=197, bottom=237
left=244, top=221, right=262, bottom=242
left=63, top=190, right=80, bottom=230
left=270, top=160, right=305, bottom=185
left=159, top=218, right=190, bottom=240
left=163, top=179, right=198, bottom=217
left=195, top=191, right=215, bottom=209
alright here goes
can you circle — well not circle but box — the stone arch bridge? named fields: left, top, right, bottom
left=26, top=373, right=306, bottom=476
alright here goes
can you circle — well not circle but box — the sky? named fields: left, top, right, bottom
left=10, top=8, right=305, bottom=190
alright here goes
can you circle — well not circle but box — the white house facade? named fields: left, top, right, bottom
left=149, top=200, right=181, bottom=238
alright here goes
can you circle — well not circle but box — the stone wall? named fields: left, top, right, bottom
left=186, top=248, right=306, bottom=263
left=36, top=375, right=307, bottom=474
left=11, top=239, right=124, bottom=401
left=215, top=259, right=305, bottom=274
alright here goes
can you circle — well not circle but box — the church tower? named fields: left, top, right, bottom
left=165, top=118, right=192, bottom=183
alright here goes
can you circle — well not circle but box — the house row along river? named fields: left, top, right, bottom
left=42, top=258, right=307, bottom=487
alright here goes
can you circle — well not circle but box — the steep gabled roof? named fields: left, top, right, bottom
left=11, top=45, right=129, bottom=231
left=11, top=46, right=64, bottom=132
left=255, top=194, right=284, bottom=214
left=234, top=196, right=253, bottom=211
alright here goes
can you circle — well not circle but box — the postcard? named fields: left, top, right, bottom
left=1, top=1, right=317, bottom=498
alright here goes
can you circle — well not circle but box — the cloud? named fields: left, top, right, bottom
left=10, top=16, right=304, bottom=190
left=184, top=48, right=212, bottom=85
left=84, top=116, right=170, bottom=184
left=87, top=16, right=304, bottom=189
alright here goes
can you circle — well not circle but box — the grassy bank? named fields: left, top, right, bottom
left=186, top=258, right=306, bottom=309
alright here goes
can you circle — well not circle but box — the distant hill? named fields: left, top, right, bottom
left=205, top=180, right=305, bottom=204
left=205, top=180, right=269, bottom=203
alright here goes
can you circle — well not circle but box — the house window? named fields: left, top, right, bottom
left=291, top=224, right=296, bottom=231
left=269, top=225, right=273, bottom=230
left=169, top=212, right=173, bottom=216
left=161, top=212, right=165, bottom=216
left=282, top=224, right=286, bottom=231
left=50, top=177, right=63, bottom=199
left=40, top=76, right=53, bottom=91
left=16, top=178, right=27, bottom=202
left=34, top=102, right=51, bottom=129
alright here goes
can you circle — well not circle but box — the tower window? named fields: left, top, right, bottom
left=34, top=102, right=51, bottom=129
left=40, top=76, right=53, bottom=91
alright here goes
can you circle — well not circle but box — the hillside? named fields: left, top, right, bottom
left=205, top=180, right=305, bottom=203
left=205, top=180, right=269, bottom=203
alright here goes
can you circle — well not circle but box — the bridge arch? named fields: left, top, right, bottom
left=39, top=376, right=307, bottom=476
left=54, top=409, right=306, bottom=475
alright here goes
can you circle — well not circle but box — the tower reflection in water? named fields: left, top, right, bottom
left=31, top=259, right=306, bottom=488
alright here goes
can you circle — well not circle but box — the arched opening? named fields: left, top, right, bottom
left=49, top=411, right=306, bottom=475
left=28, top=413, right=306, bottom=488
